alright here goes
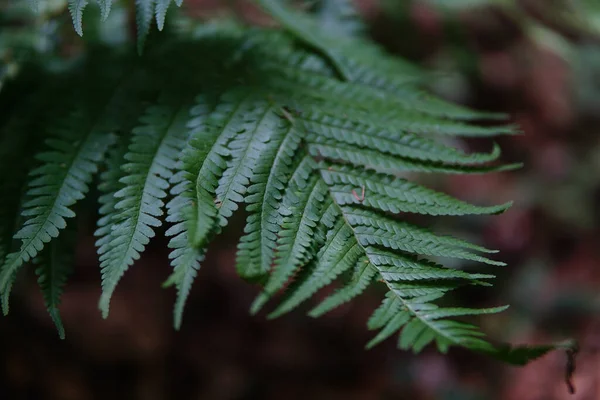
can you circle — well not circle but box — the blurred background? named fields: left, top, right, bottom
left=2, top=0, right=600, bottom=399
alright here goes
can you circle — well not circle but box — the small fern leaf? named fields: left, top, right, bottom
left=34, top=223, right=77, bottom=340
left=161, top=94, right=230, bottom=329
left=308, top=258, right=377, bottom=317
left=136, top=0, right=155, bottom=54
left=366, top=295, right=402, bottom=329
left=95, top=140, right=129, bottom=251
left=366, top=310, right=412, bottom=349
left=366, top=248, right=495, bottom=284
left=269, top=219, right=361, bottom=318
left=236, top=120, right=301, bottom=282
left=175, top=140, right=220, bottom=248
left=68, top=0, right=89, bottom=36
left=307, top=140, right=520, bottom=175
left=0, top=110, right=115, bottom=300
left=0, top=98, right=50, bottom=313
left=250, top=157, right=327, bottom=314
left=320, top=164, right=511, bottom=216
left=174, top=0, right=183, bottom=6
left=345, top=208, right=503, bottom=262
left=215, top=99, right=278, bottom=233
left=164, top=193, right=205, bottom=329
left=365, top=279, right=507, bottom=353
left=97, top=0, right=113, bottom=21
left=0, top=276, right=15, bottom=315
left=300, top=111, right=502, bottom=166
left=176, top=92, right=264, bottom=248
left=163, top=197, right=204, bottom=330
left=155, top=0, right=171, bottom=31
left=98, top=99, right=190, bottom=318
left=0, top=143, right=28, bottom=269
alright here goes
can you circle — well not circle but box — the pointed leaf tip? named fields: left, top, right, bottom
left=49, top=308, right=66, bottom=340
left=98, top=295, right=111, bottom=319
left=68, top=0, right=89, bottom=37
left=155, top=0, right=171, bottom=31
left=98, top=0, right=114, bottom=21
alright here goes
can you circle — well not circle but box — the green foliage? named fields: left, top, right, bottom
left=0, top=0, right=571, bottom=363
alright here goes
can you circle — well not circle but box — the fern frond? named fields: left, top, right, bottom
left=250, top=156, right=327, bottom=314
left=0, top=131, right=33, bottom=314
left=308, top=257, right=377, bottom=317
left=136, top=0, right=155, bottom=54
left=236, top=119, right=301, bottom=282
left=307, top=140, right=521, bottom=175
left=0, top=109, right=115, bottom=302
left=97, top=96, right=190, bottom=317
left=0, top=21, right=567, bottom=362
left=215, top=98, right=278, bottom=233
left=95, top=140, right=129, bottom=252
left=0, top=81, right=61, bottom=313
left=162, top=94, right=225, bottom=329
left=320, top=164, right=511, bottom=216
left=299, top=110, right=502, bottom=165
left=344, top=208, right=504, bottom=265
left=365, top=248, right=495, bottom=284
left=33, top=222, right=77, bottom=339
left=155, top=0, right=171, bottom=31
left=97, top=0, right=113, bottom=21
left=68, top=0, right=89, bottom=36
left=163, top=192, right=205, bottom=330
left=269, top=217, right=360, bottom=318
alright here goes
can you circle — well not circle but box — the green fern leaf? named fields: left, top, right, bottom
left=236, top=117, right=301, bottom=283
left=308, top=258, right=377, bottom=317
left=0, top=84, right=59, bottom=313
left=307, top=140, right=521, bottom=175
left=97, top=0, right=113, bottom=21
left=163, top=196, right=205, bottom=329
left=155, top=0, right=171, bottom=31
left=365, top=248, right=494, bottom=283
left=250, top=157, right=328, bottom=313
left=214, top=98, right=278, bottom=232
left=0, top=109, right=115, bottom=302
left=34, top=223, right=77, bottom=340
left=299, top=110, right=502, bottom=165
left=162, top=94, right=226, bottom=329
left=68, top=0, right=89, bottom=36
left=320, top=164, right=511, bottom=216
left=136, top=0, right=155, bottom=54
left=97, top=97, right=190, bottom=317
left=0, top=23, right=567, bottom=362
left=269, top=217, right=361, bottom=318
left=95, top=141, right=129, bottom=252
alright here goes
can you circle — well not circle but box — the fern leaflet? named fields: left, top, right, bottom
left=97, top=95, right=190, bottom=317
